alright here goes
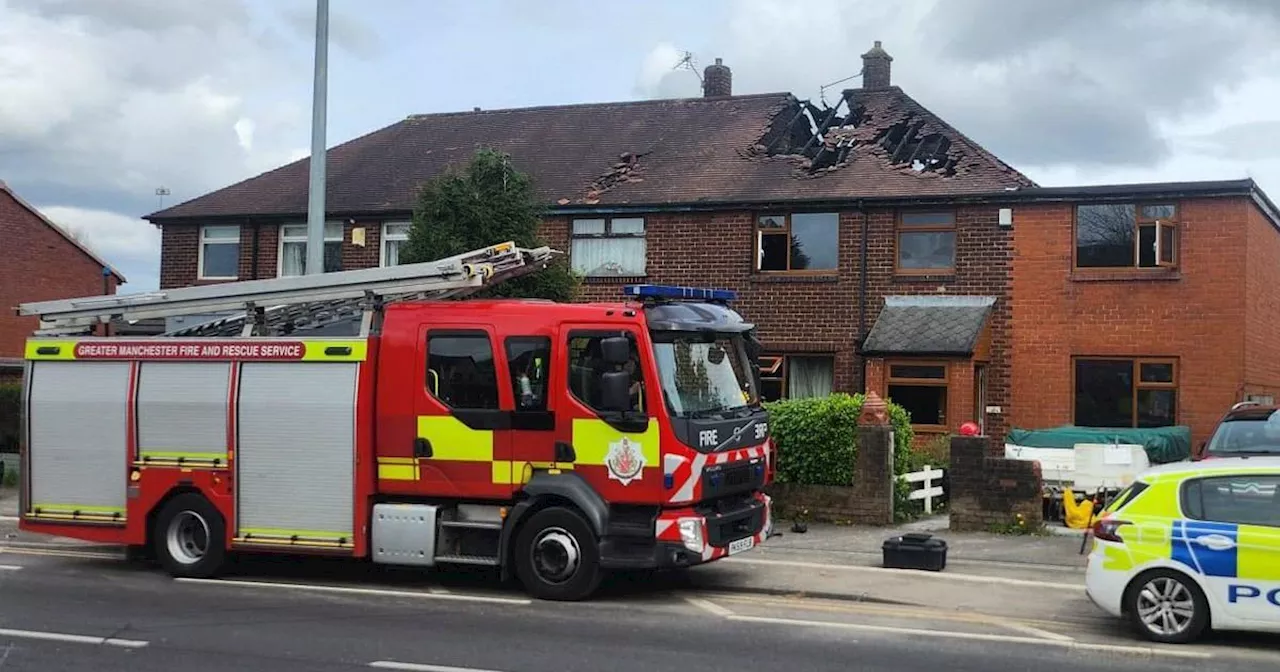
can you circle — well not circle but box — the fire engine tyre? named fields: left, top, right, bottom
left=513, top=506, right=603, bottom=601
left=1124, top=569, right=1210, bottom=644
left=153, top=494, right=227, bottom=579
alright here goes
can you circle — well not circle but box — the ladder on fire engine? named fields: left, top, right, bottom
left=17, top=242, right=559, bottom=338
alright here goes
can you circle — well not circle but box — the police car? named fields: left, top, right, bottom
left=1084, top=456, right=1280, bottom=643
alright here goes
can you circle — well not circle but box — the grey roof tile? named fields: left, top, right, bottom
left=861, top=295, right=996, bottom=355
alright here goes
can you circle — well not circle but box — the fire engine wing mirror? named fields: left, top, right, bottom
left=600, top=336, right=631, bottom=366
left=600, top=370, right=632, bottom=412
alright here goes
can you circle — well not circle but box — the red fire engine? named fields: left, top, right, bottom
left=15, top=242, right=774, bottom=600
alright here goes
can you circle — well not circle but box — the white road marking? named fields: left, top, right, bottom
left=725, top=615, right=1211, bottom=659
left=427, top=586, right=452, bottom=595
left=684, top=596, right=735, bottom=618
left=726, top=557, right=1081, bottom=591
left=0, top=627, right=148, bottom=649
left=0, top=516, right=19, bottom=523
left=175, top=577, right=532, bottom=605
left=0, top=546, right=121, bottom=561
left=995, top=619, right=1075, bottom=642
left=370, top=662, right=505, bottom=672
left=0, top=564, right=22, bottom=571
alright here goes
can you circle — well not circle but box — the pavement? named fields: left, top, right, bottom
left=3, top=486, right=1280, bottom=669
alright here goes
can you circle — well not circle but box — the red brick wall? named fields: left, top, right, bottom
left=0, top=190, right=119, bottom=358
left=1010, top=198, right=1254, bottom=448
left=1244, top=204, right=1280, bottom=401
left=157, top=207, right=1015, bottom=435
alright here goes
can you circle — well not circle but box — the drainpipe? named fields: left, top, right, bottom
left=857, top=199, right=868, bottom=393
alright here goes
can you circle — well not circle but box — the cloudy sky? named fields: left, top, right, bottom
left=3, top=0, right=1279, bottom=292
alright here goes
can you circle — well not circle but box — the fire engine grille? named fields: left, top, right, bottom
left=701, top=459, right=765, bottom=500
left=704, top=500, right=765, bottom=547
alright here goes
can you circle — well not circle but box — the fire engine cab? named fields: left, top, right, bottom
left=15, top=242, right=774, bottom=600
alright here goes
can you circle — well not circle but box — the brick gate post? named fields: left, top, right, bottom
left=851, top=391, right=894, bottom=525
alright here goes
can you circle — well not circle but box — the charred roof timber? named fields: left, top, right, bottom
left=749, top=40, right=985, bottom=180
left=703, top=58, right=732, bottom=97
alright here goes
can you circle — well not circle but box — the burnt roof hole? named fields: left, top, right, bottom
left=877, top=118, right=960, bottom=176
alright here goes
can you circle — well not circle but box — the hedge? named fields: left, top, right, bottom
left=0, top=383, right=19, bottom=454
left=765, top=393, right=914, bottom=487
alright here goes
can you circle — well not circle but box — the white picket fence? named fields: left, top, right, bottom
left=903, top=464, right=946, bottom=514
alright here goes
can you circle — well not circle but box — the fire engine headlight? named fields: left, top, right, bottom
left=678, top=518, right=704, bottom=553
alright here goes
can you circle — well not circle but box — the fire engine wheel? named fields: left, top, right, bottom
left=153, top=494, right=227, bottom=579
left=514, top=506, right=602, bottom=601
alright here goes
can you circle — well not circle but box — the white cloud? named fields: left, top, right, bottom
left=0, top=0, right=311, bottom=214
left=39, top=206, right=160, bottom=291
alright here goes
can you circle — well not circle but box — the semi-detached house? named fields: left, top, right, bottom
left=145, top=43, right=1280, bottom=449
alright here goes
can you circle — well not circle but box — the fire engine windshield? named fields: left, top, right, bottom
left=651, top=332, right=757, bottom=418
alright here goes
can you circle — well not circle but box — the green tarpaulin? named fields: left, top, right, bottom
left=1005, top=425, right=1191, bottom=464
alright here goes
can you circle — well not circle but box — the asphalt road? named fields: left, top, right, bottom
left=2, top=540, right=1278, bottom=672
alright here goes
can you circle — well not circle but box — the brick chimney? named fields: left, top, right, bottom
left=861, top=41, right=892, bottom=90
left=703, top=57, right=732, bottom=97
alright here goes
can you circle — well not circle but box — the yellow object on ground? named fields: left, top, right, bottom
left=1063, top=488, right=1094, bottom=529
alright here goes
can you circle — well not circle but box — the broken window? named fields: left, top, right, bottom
left=571, top=217, right=646, bottom=277
left=758, top=354, right=834, bottom=401
left=756, top=213, right=839, bottom=272
left=896, top=211, right=955, bottom=273
left=1075, top=204, right=1177, bottom=270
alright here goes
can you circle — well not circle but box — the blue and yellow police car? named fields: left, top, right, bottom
left=1085, top=456, right=1280, bottom=643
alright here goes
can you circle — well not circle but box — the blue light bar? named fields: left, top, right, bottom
left=622, top=284, right=737, bottom=302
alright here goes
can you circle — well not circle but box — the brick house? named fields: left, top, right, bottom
left=143, top=43, right=1280, bottom=449
left=0, top=181, right=125, bottom=381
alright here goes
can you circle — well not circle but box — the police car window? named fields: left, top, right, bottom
left=1182, top=475, right=1280, bottom=528
left=506, top=337, right=551, bottom=411
left=567, top=332, right=643, bottom=413
left=427, top=333, right=500, bottom=410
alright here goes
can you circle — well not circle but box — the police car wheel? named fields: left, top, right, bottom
left=153, top=493, right=227, bottom=580
left=514, top=506, right=602, bottom=601
left=1125, top=569, right=1208, bottom=644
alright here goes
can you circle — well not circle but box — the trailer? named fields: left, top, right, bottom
left=15, top=242, right=774, bottom=600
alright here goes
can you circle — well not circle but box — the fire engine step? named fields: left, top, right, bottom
left=439, top=520, right=502, bottom=531
left=434, top=554, right=500, bottom=566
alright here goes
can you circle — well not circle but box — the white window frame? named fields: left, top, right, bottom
left=277, top=221, right=344, bottom=277
left=570, top=216, right=647, bottom=277
left=197, top=224, right=241, bottom=280
left=380, top=221, right=411, bottom=267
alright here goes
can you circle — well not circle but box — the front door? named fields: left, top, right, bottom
left=413, top=326, right=513, bottom=500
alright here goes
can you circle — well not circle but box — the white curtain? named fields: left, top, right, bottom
left=571, top=238, right=646, bottom=276
left=788, top=356, right=833, bottom=398
left=281, top=241, right=306, bottom=276
left=384, top=239, right=403, bottom=266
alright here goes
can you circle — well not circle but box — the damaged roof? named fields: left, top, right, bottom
left=147, top=88, right=1034, bottom=222
left=861, top=295, right=996, bottom=356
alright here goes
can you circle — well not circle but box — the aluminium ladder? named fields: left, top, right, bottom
left=17, top=242, right=559, bottom=338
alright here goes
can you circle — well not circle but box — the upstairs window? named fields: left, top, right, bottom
left=896, top=211, right=956, bottom=273
left=1075, top=204, right=1177, bottom=269
left=756, top=213, right=839, bottom=272
left=571, top=217, right=646, bottom=277
left=1074, top=357, right=1176, bottom=428
left=198, top=225, right=240, bottom=280
left=279, top=222, right=343, bottom=276
left=381, top=222, right=411, bottom=267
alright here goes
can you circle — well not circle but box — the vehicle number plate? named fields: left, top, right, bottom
left=728, top=536, right=755, bottom=555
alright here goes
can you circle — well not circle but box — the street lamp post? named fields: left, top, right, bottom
left=306, top=0, right=329, bottom=275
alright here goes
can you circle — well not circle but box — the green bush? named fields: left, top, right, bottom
left=0, top=382, right=19, bottom=454
left=1, top=462, right=15, bottom=488
left=765, top=393, right=914, bottom=487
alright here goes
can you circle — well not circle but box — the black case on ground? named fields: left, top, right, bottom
left=882, top=532, right=947, bottom=571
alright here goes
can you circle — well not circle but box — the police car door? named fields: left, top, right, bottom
left=1179, top=471, right=1280, bottom=624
